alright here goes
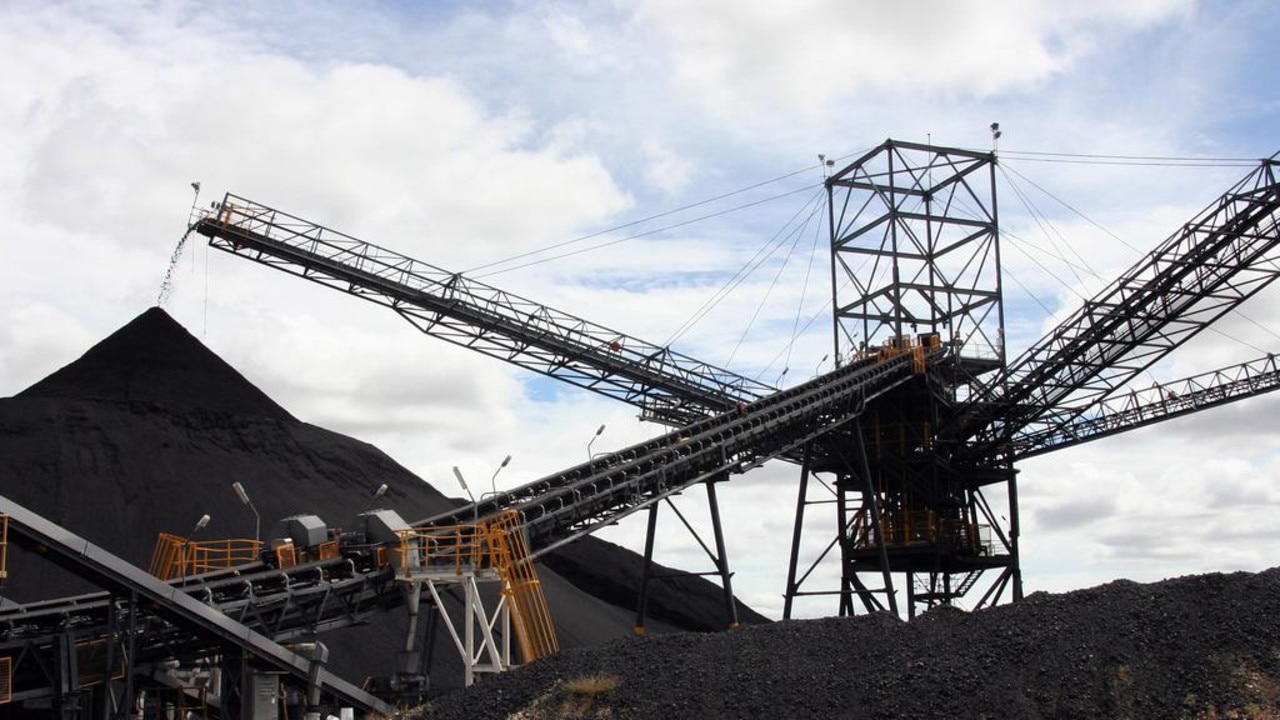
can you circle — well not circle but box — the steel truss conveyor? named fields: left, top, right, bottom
left=960, top=156, right=1280, bottom=462
left=2, top=555, right=396, bottom=650
left=1011, top=351, right=1280, bottom=459
left=415, top=347, right=933, bottom=556
left=193, top=198, right=776, bottom=427
left=0, top=493, right=393, bottom=717
left=1, top=341, right=930, bottom=712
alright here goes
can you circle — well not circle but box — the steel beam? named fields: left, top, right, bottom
left=194, top=199, right=775, bottom=427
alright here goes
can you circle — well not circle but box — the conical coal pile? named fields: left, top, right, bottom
left=0, top=306, right=765, bottom=692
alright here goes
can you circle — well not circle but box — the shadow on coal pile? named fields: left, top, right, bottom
left=420, top=567, right=1280, bottom=720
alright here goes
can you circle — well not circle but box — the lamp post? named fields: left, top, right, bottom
left=185, top=513, right=210, bottom=581
left=587, top=424, right=607, bottom=467
left=813, top=354, right=830, bottom=377
left=191, top=513, right=211, bottom=537
left=490, top=455, right=512, bottom=495
left=453, top=466, right=477, bottom=524
left=231, top=482, right=260, bottom=543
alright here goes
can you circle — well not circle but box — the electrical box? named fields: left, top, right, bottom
left=268, top=514, right=328, bottom=549
left=350, top=509, right=411, bottom=544
left=248, top=671, right=281, bottom=720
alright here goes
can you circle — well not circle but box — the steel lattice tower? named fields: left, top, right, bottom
left=783, top=140, right=1020, bottom=618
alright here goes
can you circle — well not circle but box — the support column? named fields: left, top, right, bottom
left=56, top=632, right=81, bottom=720
left=1008, top=474, right=1023, bottom=601
left=853, top=424, right=897, bottom=616
left=782, top=446, right=813, bottom=620
left=705, top=476, right=739, bottom=630
left=96, top=595, right=118, bottom=720
left=633, top=503, right=659, bottom=635
left=123, top=590, right=138, bottom=720
left=397, top=581, right=426, bottom=699
left=836, top=484, right=854, bottom=617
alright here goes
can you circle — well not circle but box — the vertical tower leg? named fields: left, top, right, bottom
left=1008, top=475, right=1023, bottom=601
left=782, top=446, right=813, bottom=620
left=633, top=502, right=659, bottom=635
left=704, top=477, right=739, bottom=630
left=836, top=485, right=855, bottom=617
left=852, top=425, right=897, bottom=616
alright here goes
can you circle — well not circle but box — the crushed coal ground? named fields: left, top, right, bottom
left=0, top=307, right=764, bottom=693
left=422, top=568, right=1280, bottom=720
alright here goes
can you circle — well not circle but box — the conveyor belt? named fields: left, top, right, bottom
left=0, top=493, right=393, bottom=715
left=1, top=343, right=930, bottom=709
left=194, top=198, right=776, bottom=427
left=418, top=347, right=932, bottom=554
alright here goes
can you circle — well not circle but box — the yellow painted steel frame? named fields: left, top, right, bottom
left=485, top=511, right=560, bottom=662
left=0, top=655, right=10, bottom=705
left=395, top=512, right=560, bottom=663
left=148, top=532, right=263, bottom=580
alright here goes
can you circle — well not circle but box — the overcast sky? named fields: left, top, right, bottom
left=3, top=0, right=1279, bottom=619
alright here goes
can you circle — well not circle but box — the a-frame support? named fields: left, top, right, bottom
left=417, top=574, right=513, bottom=687
left=634, top=475, right=739, bottom=634
left=782, top=426, right=898, bottom=619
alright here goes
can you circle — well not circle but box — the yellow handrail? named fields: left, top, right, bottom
left=148, top=532, right=262, bottom=580
left=486, top=511, right=560, bottom=662
left=394, top=513, right=560, bottom=663
left=395, top=524, right=486, bottom=579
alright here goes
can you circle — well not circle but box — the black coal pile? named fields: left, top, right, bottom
left=0, top=307, right=765, bottom=690
left=423, top=568, right=1280, bottom=719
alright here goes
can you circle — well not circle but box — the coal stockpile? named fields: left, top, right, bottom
left=0, top=307, right=765, bottom=691
left=422, top=568, right=1280, bottom=719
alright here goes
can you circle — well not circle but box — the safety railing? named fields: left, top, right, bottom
left=394, top=525, right=487, bottom=579
left=487, top=511, right=559, bottom=662
left=851, top=511, right=990, bottom=555
left=148, top=532, right=263, bottom=581
left=848, top=334, right=937, bottom=371
left=393, top=513, right=559, bottom=662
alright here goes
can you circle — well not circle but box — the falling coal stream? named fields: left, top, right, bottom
left=156, top=226, right=195, bottom=307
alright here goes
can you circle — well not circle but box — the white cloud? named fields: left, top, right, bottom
left=4, top=0, right=1279, bottom=626
left=634, top=0, right=1192, bottom=115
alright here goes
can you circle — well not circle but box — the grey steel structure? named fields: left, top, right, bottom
left=5, top=140, right=1278, bottom=712
left=785, top=141, right=1015, bottom=618
left=187, top=144, right=1280, bottom=620
left=787, top=141, right=1279, bottom=617
left=0, top=494, right=393, bottom=718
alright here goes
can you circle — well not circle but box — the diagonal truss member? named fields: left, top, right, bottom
left=194, top=197, right=775, bottom=427
left=1013, top=352, right=1280, bottom=458
left=963, top=156, right=1280, bottom=460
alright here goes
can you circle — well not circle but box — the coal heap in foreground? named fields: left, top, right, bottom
left=425, top=567, right=1280, bottom=720
left=0, top=306, right=766, bottom=692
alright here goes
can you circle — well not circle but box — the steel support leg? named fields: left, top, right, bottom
left=97, top=594, right=118, bottom=720
left=705, top=476, right=739, bottom=630
left=56, top=632, right=81, bottom=720
left=836, top=485, right=854, bottom=617
left=1009, top=474, right=1024, bottom=601
left=633, top=502, right=659, bottom=635
left=123, top=591, right=137, bottom=720
left=853, top=424, right=898, bottom=616
left=906, top=572, right=916, bottom=620
left=782, top=445, right=814, bottom=620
